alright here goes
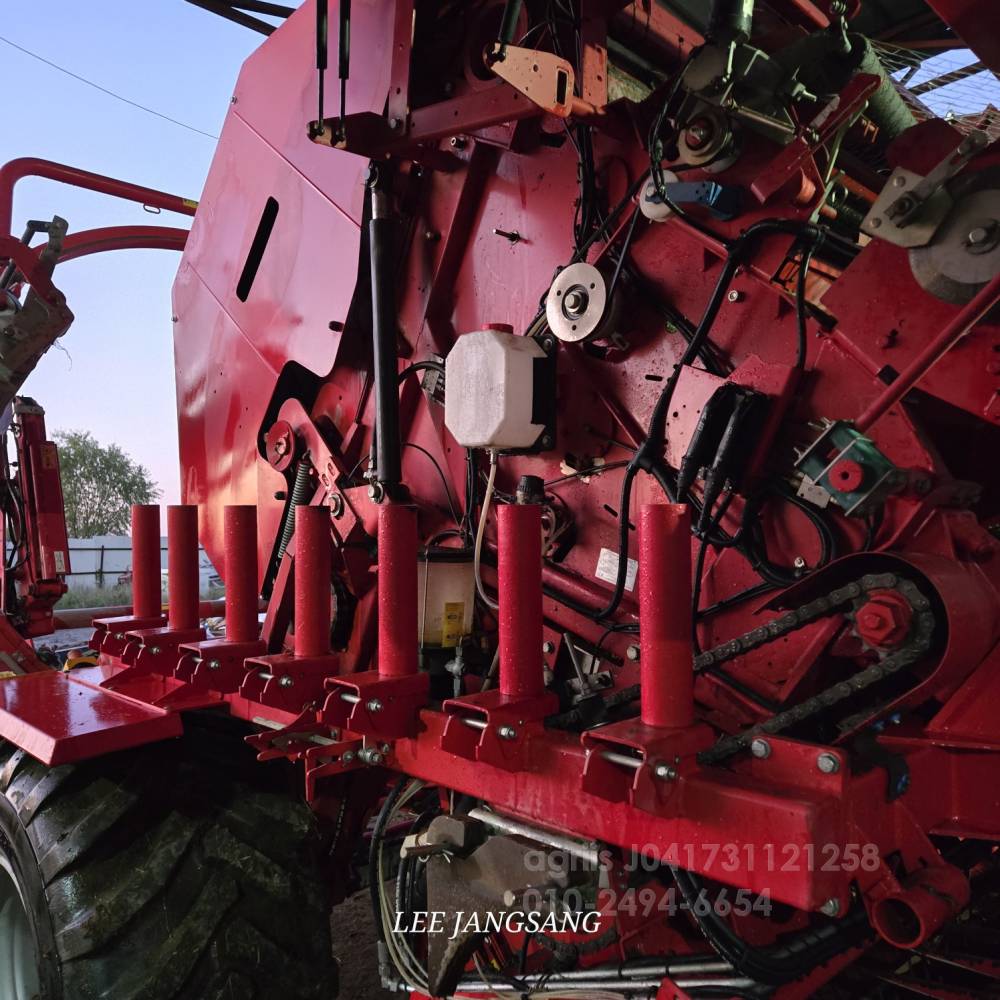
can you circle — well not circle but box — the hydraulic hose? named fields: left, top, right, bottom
left=671, top=866, right=870, bottom=986
left=589, top=218, right=832, bottom=622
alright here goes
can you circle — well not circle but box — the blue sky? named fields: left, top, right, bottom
left=895, top=47, right=1000, bottom=118
left=2, top=2, right=266, bottom=505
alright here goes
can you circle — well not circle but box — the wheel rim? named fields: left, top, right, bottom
left=0, top=855, right=40, bottom=1000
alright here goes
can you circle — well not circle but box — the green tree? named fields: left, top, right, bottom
left=53, top=430, right=161, bottom=538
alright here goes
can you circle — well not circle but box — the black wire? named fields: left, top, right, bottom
left=544, top=460, right=630, bottom=488
left=696, top=580, right=776, bottom=622
left=607, top=207, right=642, bottom=304
left=398, top=359, right=445, bottom=381
left=671, top=865, right=870, bottom=986
left=368, top=777, right=411, bottom=945
left=403, top=442, right=462, bottom=527
left=691, top=492, right=734, bottom=654
left=588, top=218, right=835, bottom=622
left=864, top=505, right=884, bottom=551
left=794, top=244, right=816, bottom=370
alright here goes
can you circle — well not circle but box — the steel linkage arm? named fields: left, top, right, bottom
left=0, top=158, right=197, bottom=243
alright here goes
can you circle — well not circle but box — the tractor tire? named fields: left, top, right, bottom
left=0, top=718, right=338, bottom=1000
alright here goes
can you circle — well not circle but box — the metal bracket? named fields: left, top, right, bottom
left=862, top=130, right=989, bottom=248
left=489, top=44, right=575, bottom=117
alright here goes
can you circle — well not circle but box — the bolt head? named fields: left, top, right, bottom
left=854, top=590, right=912, bottom=648
left=684, top=117, right=713, bottom=150
left=497, top=725, right=518, bottom=741
left=793, top=556, right=807, bottom=570
left=542, top=641, right=555, bottom=654
left=279, top=675, right=294, bottom=688
left=969, top=226, right=991, bottom=245
left=367, top=699, right=383, bottom=713
left=562, top=287, right=589, bottom=318
left=870, top=217, right=883, bottom=229
left=893, top=175, right=907, bottom=188
left=342, top=751, right=356, bottom=764
left=114, top=632, right=124, bottom=640
left=817, top=751, right=840, bottom=774
left=820, top=897, right=841, bottom=916
left=654, top=762, right=678, bottom=781
left=208, top=659, right=221, bottom=670
left=750, top=738, right=772, bottom=759
left=625, top=644, right=641, bottom=661
left=149, top=646, right=161, bottom=656
left=727, top=290, right=742, bottom=303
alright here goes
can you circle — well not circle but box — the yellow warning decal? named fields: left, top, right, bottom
left=441, top=602, right=465, bottom=648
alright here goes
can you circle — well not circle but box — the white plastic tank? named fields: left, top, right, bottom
left=444, top=324, right=546, bottom=449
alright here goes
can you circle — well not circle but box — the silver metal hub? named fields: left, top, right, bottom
left=545, top=262, right=612, bottom=343
left=0, top=855, right=41, bottom=1000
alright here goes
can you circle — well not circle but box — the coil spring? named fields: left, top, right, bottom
left=275, top=458, right=313, bottom=562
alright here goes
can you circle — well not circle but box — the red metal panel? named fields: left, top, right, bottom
left=0, top=672, right=182, bottom=766
left=925, top=0, right=1000, bottom=74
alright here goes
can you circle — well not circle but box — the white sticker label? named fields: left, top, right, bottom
left=53, top=551, right=66, bottom=574
left=595, top=547, right=637, bottom=592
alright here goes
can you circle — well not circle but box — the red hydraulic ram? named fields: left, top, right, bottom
left=497, top=503, right=545, bottom=700
left=224, top=505, right=259, bottom=643
left=294, top=505, right=331, bottom=658
left=378, top=505, right=418, bottom=677
left=167, top=505, right=200, bottom=631
left=131, top=504, right=162, bottom=619
left=639, top=504, right=694, bottom=729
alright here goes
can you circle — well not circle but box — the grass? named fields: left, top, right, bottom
left=56, top=583, right=137, bottom=610
left=56, top=582, right=226, bottom=610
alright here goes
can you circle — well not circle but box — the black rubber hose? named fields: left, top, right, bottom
left=368, top=776, right=411, bottom=945
left=671, top=866, right=870, bottom=986
left=589, top=218, right=830, bottom=621
left=369, top=188, right=403, bottom=494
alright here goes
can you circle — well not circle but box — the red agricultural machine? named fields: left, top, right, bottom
left=2, top=0, right=1000, bottom=996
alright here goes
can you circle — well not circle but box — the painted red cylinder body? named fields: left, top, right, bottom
left=294, top=505, right=331, bottom=658
left=498, top=504, right=544, bottom=700
left=167, top=505, right=200, bottom=631
left=131, top=504, right=161, bottom=619
left=871, top=864, right=970, bottom=949
left=224, top=505, right=259, bottom=643
left=378, top=505, right=418, bottom=678
left=639, top=504, right=694, bottom=729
